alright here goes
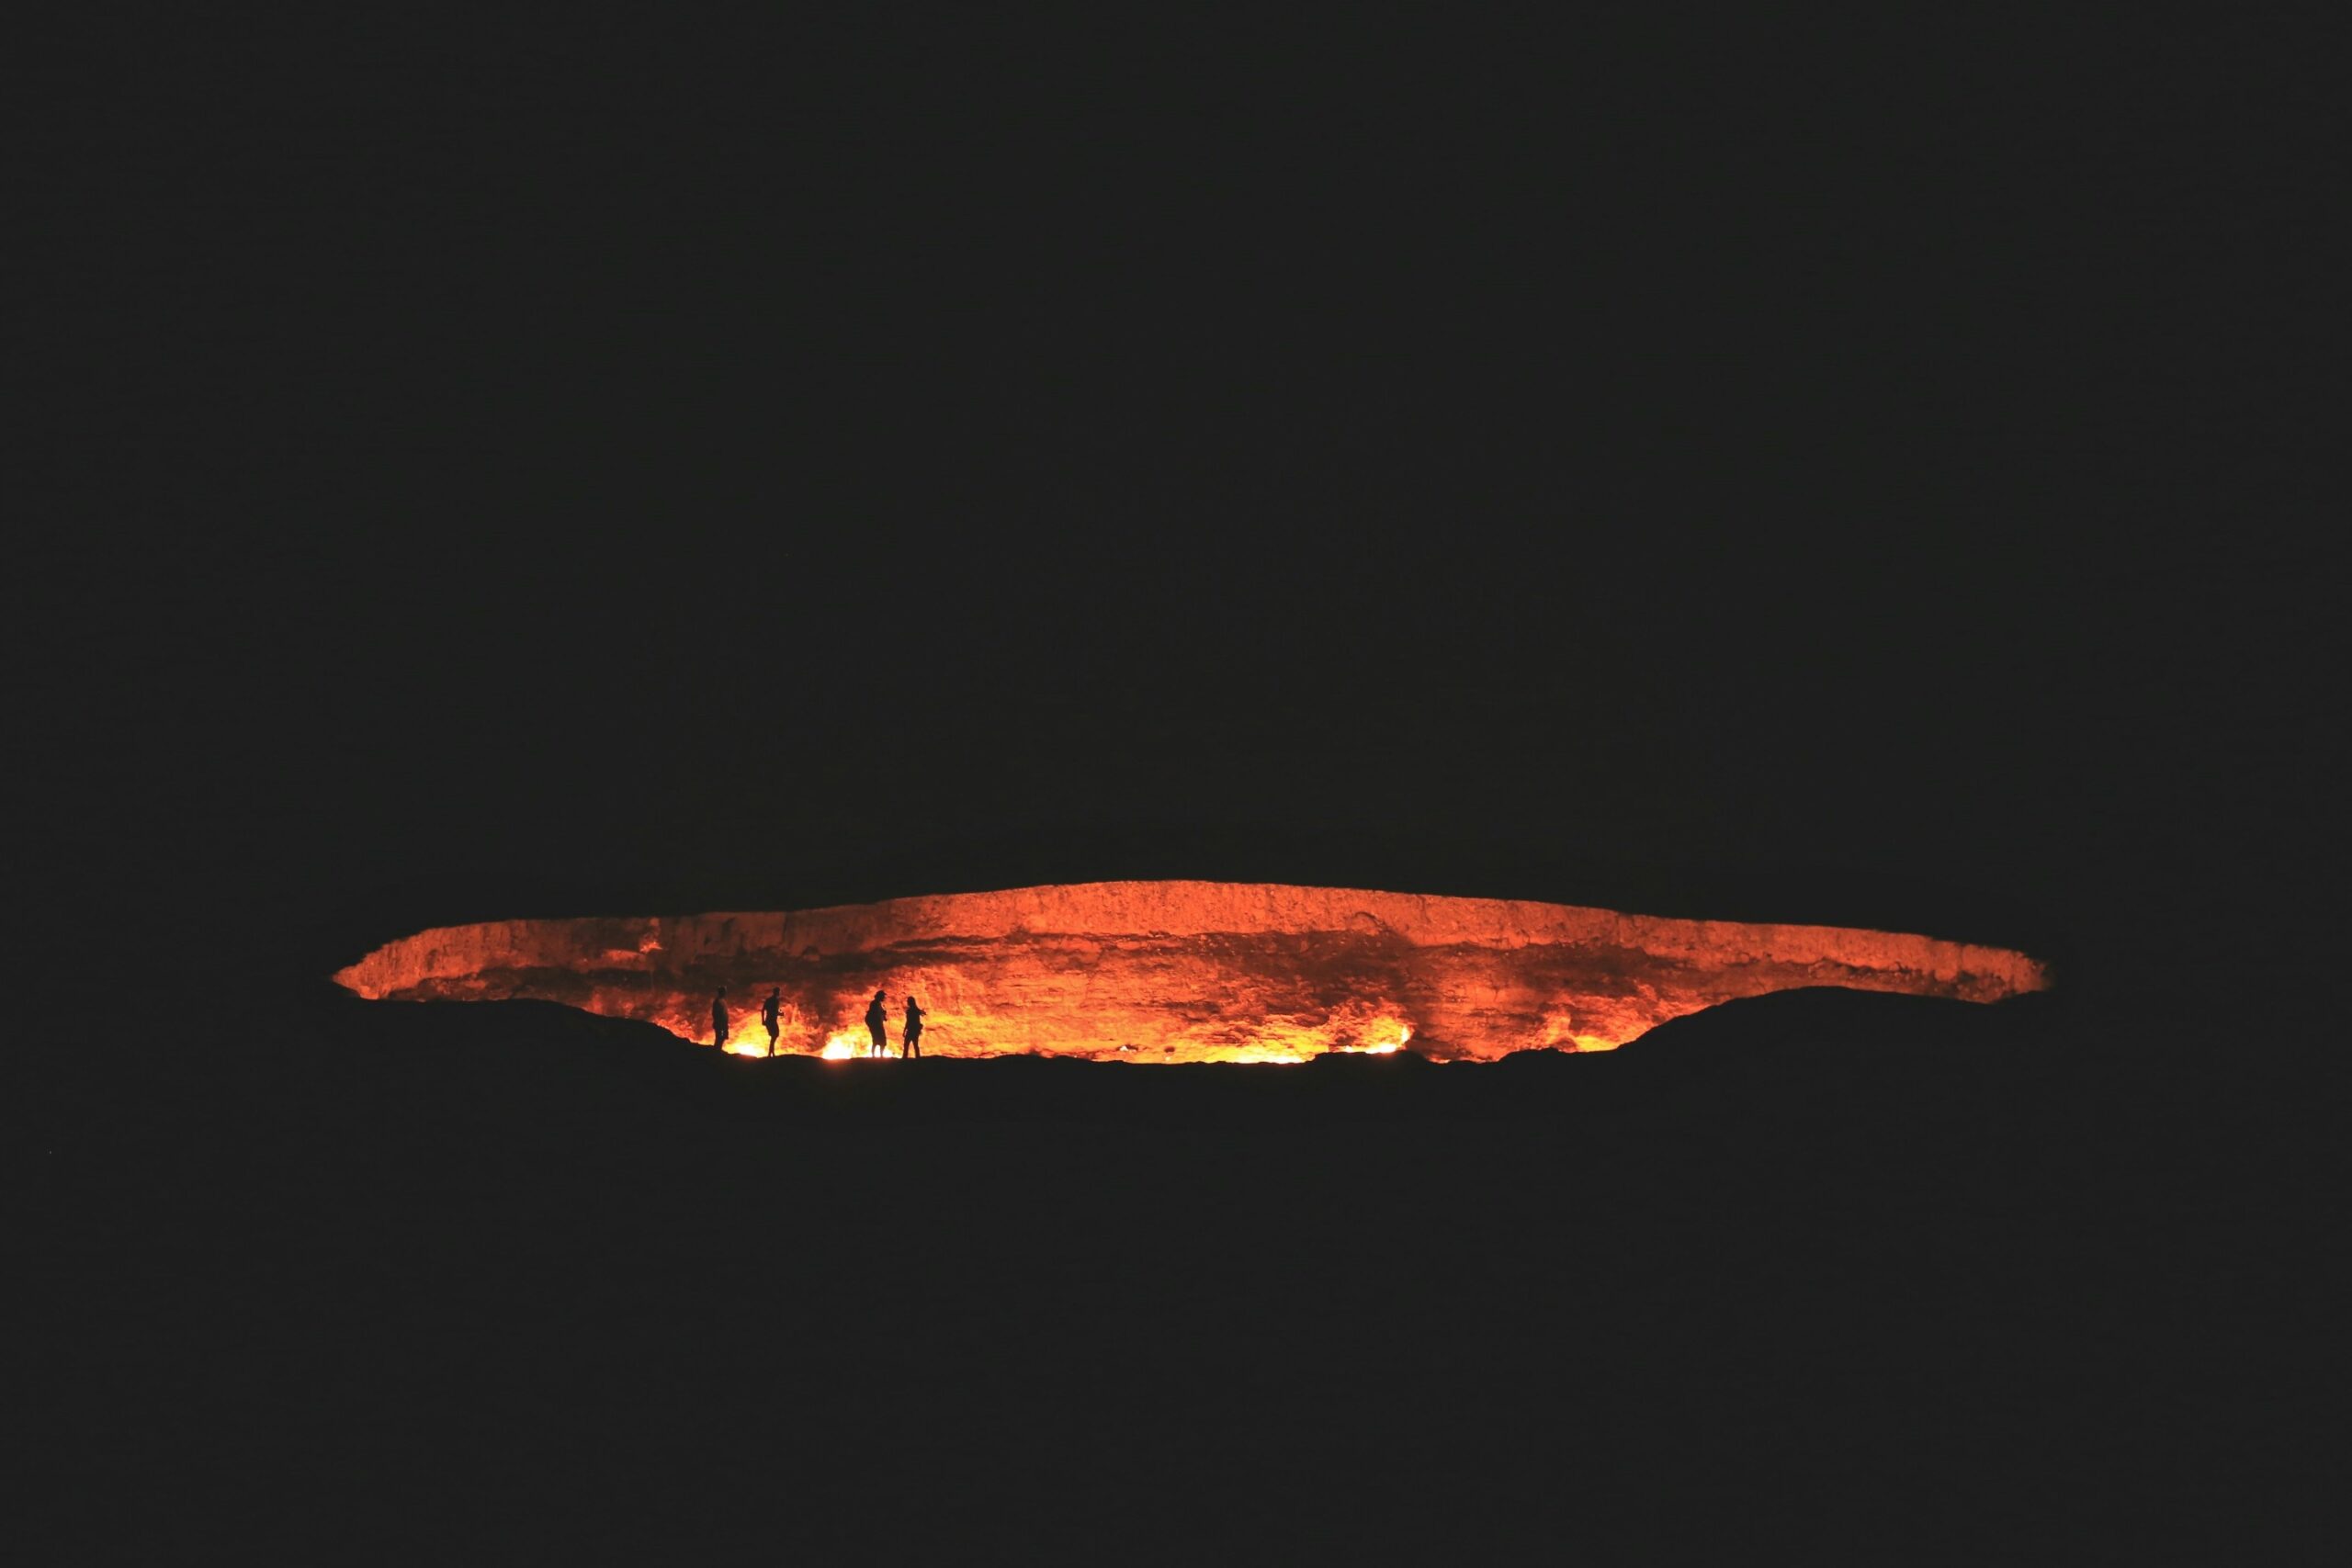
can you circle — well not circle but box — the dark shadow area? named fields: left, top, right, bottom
left=27, top=978, right=2324, bottom=1559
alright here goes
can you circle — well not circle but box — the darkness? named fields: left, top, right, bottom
left=18, top=10, right=2340, bottom=1559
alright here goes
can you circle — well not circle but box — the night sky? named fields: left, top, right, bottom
left=23, top=12, right=2336, bottom=1019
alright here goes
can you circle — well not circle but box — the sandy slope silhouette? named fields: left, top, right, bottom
left=32, top=974, right=2312, bottom=1559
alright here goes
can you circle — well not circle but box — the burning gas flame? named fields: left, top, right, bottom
left=331, top=882, right=2052, bottom=1065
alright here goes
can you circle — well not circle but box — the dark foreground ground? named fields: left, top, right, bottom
left=25, top=980, right=2332, bottom=1561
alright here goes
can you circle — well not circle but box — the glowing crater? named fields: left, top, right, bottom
left=332, top=881, right=2049, bottom=1064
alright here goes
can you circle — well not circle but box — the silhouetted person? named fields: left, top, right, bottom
left=761, top=987, right=782, bottom=1056
left=711, top=987, right=729, bottom=1051
left=902, top=996, right=924, bottom=1059
left=865, top=989, right=888, bottom=1058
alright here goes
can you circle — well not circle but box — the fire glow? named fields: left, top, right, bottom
left=332, top=881, right=2050, bottom=1064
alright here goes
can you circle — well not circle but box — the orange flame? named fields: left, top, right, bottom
left=332, top=882, right=2051, bottom=1065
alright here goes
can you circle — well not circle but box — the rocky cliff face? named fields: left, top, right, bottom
left=332, top=881, right=2052, bottom=1062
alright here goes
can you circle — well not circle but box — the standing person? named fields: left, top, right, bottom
left=760, top=987, right=783, bottom=1057
left=711, top=987, right=729, bottom=1051
left=902, top=996, right=925, bottom=1059
left=865, top=988, right=889, bottom=1058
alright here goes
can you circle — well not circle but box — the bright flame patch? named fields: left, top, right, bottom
left=333, top=881, right=2050, bottom=1065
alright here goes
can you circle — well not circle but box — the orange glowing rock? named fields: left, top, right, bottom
left=332, top=881, right=2050, bottom=1063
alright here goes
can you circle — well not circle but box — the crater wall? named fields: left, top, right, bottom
left=333, top=880, right=2052, bottom=1062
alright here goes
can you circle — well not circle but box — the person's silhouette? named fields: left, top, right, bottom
left=711, top=987, right=729, bottom=1051
left=761, top=987, right=782, bottom=1057
left=865, top=989, right=888, bottom=1058
left=902, top=996, right=925, bottom=1059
